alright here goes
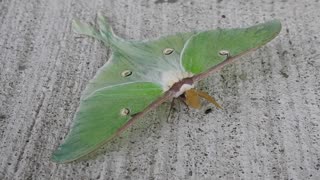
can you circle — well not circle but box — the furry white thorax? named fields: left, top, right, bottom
left=174, top=83, right=194, bottom=97
left=161, top=71, right=194, bottom=97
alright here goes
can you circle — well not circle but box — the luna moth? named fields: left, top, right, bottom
left=52, top=13, right=281, bottom=163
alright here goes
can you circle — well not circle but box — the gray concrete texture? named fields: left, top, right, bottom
left=1, top=0, right=320, bottom=179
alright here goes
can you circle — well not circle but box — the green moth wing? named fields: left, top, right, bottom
left=73, top=14, right=195, bottom=99
left=52, top=14, right=195, bottom=163
left=181, top=20, right=281, bottom=74
left=52, top=82, right=162, bottom=162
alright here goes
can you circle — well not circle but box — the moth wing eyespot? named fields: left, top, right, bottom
left=121, top=70, right=132, bottom=77
left=120, top=108, right=130, bottom=116
left=163, top=48, right=174, bottom=55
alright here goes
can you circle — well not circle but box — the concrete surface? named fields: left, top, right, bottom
left=1, top=0, right=320, bottom=179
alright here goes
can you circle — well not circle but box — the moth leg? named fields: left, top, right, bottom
left=169, top=98, right=177, bottom=114
left=165, top=98, right=177, bottom=122
left=177, top=96, right=190, bottom=111
left=196, top=90, right=222, bottom=109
